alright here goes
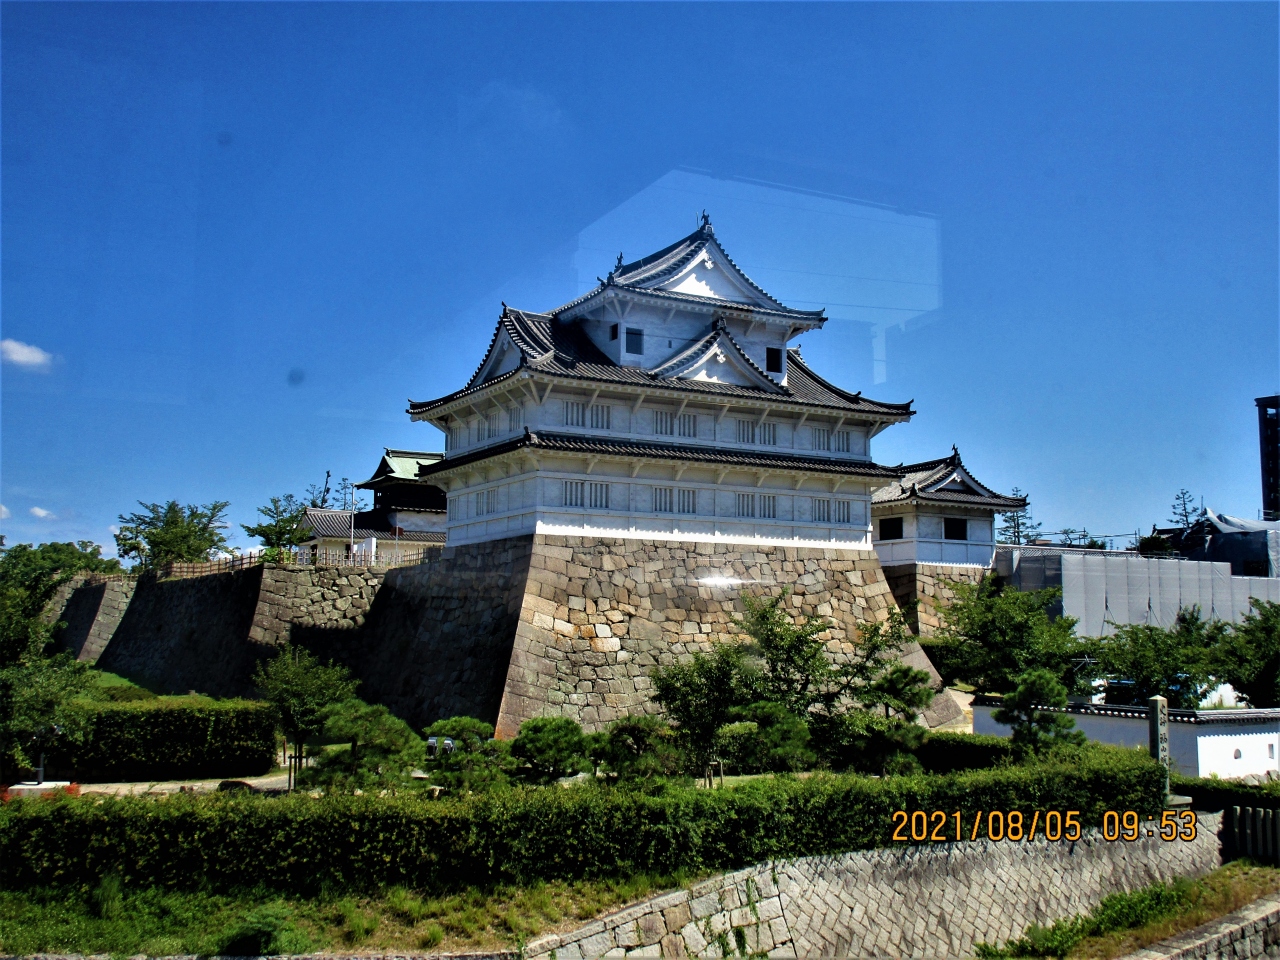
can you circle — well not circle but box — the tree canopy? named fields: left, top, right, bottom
left=242, top=494, right=310, bottom=550
left=252, top=643, right=359, bottom=747
left=114, top=500, right=231, bottom=569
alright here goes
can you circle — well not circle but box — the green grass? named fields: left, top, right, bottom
left=976, top=861, right=1280, bottom=959
left=0, top=873, right=682, bottom=955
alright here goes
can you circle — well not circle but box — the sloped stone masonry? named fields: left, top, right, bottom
left=525, top=813, right=1224, bottom=959
left=495, top=535, right=960, bottom=737
left=883, top=562, right=988, bottom=636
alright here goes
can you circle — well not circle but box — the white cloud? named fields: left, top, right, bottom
left=29, top=506, right=55, bottom=519
left=0, top=339, right=53, bottom=371
left=108, top=524, right=119, bottom=535
left=0, top=504, right=9, bottom=520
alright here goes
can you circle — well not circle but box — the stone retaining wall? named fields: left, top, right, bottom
left=496, top=535, right=960, bottom=737
left=883, top=562, right=988, bottom=636
left=1122, top=892, right=1280, bottom=960
left=526, top=814, right=1223, bottom=959
left=46, top=575, right=138, bottom=662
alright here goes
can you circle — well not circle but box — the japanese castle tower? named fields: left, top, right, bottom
left=395, top=219, right=1023, bottom=734
left=409, top=217, right=914, bottom=547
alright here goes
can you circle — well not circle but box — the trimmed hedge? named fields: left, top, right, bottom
left=916, top=732, right=1015, bottom=773
left=1172, top=774, right=1280, bottom=812
left=1, top=747, right=1165, bottom=894
left=58, top=698, right=278, bottom=783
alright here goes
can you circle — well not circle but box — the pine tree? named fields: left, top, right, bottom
left=1169, top=489, right=1205, bottom=531
left=997, top=489, right=1043, bottom=545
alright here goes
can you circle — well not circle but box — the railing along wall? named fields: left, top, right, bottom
left=158, top=546, right=442, bottom=579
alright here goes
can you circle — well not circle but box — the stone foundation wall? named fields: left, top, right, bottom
left=93, top=567, right=268, bottom=697
left=46, top=575, right=138, bottom=662
left=496, top=535, right=960, bottom=737
left=526, top=813, right=1224, bottom=959
left=44, top=534, right=962, bottom=734
left=883, top=561, right=989, bottom=636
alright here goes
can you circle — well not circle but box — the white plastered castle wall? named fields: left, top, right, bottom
left=871, top=502, right=997, bottom=567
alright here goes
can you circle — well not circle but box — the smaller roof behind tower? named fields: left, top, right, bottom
left=873, top=448, right=1027, bottom=512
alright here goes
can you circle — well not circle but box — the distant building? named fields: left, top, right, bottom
left=298, top=449, right=447, bottom=561
left=1259, top=395, right=1279, bottom=521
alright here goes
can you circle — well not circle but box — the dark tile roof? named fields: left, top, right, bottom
left=301, top=508, right=445, bottom=542
left=554, top=221, right=826, bottom=322
left=872, top=449, right=1027, bottom=511
left=414, top=429, right=902, bottom=481
left=408, top=308, right=913, bottom=421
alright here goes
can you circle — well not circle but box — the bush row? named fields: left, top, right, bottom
left=915, top=732, right=1016, bottom=773
left=54, top=698, right=278, bottom=783
left=1171, top=774, right=1280, bottom=812
left=1, top=746, right=1165, bottom=894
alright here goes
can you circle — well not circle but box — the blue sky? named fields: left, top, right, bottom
left=3, top=2, right=1277, bottom=554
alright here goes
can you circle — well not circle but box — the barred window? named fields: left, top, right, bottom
left=813, top=428, right=831, bottom=452
left=654, top=410, right=676, bottom=435
left=565, top=401, right=587, bottom=427
left=677, top=488, right=697, bottom=514
left=564, top=480, right=585, bottom=507
left=812, top=498, right=831, bottom=523
left=736, top=493, right=755, bottom=518
left=760, top=422, right=777, bottom=446
left=446, top=426, right=458, bottom=450
left=475, top=488, right=498, bottom=516
left=447, top=497, right=459, bottom=521
left=485, top=412, right=500, bottom=439
left=678, top=413, right=697, bottom=438
left=834, top=500, right=852, bottom=524
left=736, top=419, right=756, bottom=444
left=760, top=494, right=777, bottom=519
left=508, top=405, right=524, bottom=432
left=834, top=431, right=851, bottom=453
left=590, top=404, right=612, bottom=430
left=588, top=482, right=610, bottom=509
left=653, top=487, right=674, bottom=513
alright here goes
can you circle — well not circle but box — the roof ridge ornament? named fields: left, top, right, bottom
left=699, top=210, right=713, bottom=234
left=615, top=251, right=624, bottom=270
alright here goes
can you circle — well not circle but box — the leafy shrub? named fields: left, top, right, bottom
left=422, top=717, right=515, bottom=795
left=916, top=733, right=1015, bottom=774
left=718, top=702, right=815, bottom=774
left=594, top=715, right=684, bottom=780
left=54, top=698, right=277, bottom=782
left=301, top=699, right=424, bottom=792
left=1171, top=774, right=1280, bottom=811
left=511, top=717, right=590, bottom=784
left=809, top=711, right=925, bottom=775
left=0, top=745, right=1164, bottom=896
left=218, top=903, right=312, bottom=955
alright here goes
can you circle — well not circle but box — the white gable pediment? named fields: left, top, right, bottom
left=475, top=330, right=522, bottom=385
left=677, top=345, right=766, bottom=387
left=930, top=467, right=987, bottom=497
left=663, top=246, right=770, bottom=307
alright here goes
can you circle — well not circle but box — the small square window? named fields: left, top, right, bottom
left=944, top=518, right=968, bottom=541
left=609, top=323, right=619, bottom=341
left=879, top=517, right=904, bottom=540
left=625, top=327, right=644, bottom=355
left=766, top=347, right=783, bottom=374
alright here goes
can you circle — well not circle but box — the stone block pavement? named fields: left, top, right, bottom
left=525, top=814, right=1223, bottom=959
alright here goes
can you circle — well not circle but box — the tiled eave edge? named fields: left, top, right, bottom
left=409, top=370, right=913, bottom=426
left=557, top=283, right=826, bottom=328
left=416, top=431, right=901, bottom=487
left=873, top=493, right=1028, bottom=512
left=973, top=694, right=1280, bottom=726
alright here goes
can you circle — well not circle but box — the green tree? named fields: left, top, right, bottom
left=302, top=698, right=425, bottom=792
left=1169, top=489, right=1205, bottom=531
left=997, top=489, right=1042, bottom=545
left=1218, top=599, right=1280, bottom=707
left=252, top=643, right=359, bottom=752
left=242, top=495, right=309, bottom=550
left=510, top=716, right=590, bottom=784
left=1094, top=608, right=1223, bottom=708
left=114, top=500, right=231, bottom=569
left=842, top=607, right=935, bottom=720
left=718, top=701, right=816, bottom=773
left=595, top=714, right=684, bottom=780
left=306, top=471, right=333, bottom=509
left=422, top=716, right=515, bottom=794
left=992, top=669, right=1086, bottom=756
left=925, top=575, right=1085, bottom=694
left=808, top=710, right=925, bottom=775
left=738, top=591, right=832, bottom=715
left=650, top=643, right=755, bottom=771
